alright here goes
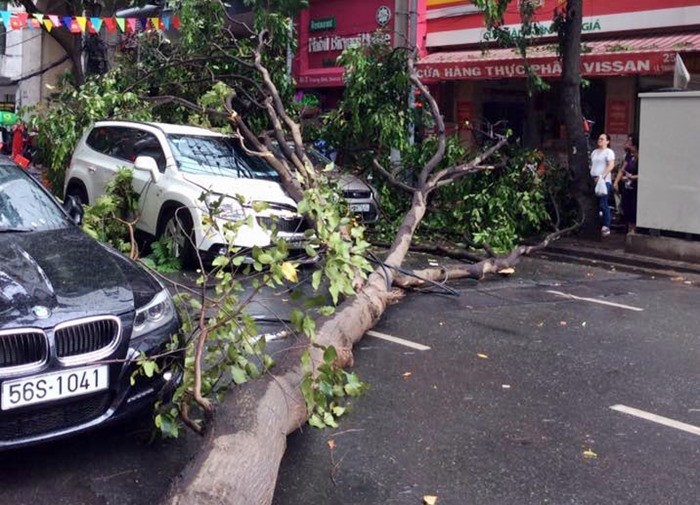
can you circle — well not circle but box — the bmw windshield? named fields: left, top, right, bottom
left=0, top=163, right=69, bottom=232
left=167, top=134, right=278, bottom=179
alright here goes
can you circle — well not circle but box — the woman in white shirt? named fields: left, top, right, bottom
left=590, top=133, right=615, bottom=237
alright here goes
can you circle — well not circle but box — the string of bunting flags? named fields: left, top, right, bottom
left=0, top=10, right=180, bottom=34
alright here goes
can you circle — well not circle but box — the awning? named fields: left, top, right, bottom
left=416, top=34, right=700, bottom=81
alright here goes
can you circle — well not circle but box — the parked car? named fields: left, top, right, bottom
left=0, top=157, right=180, bottom=449
left=65, top=121, right=309, bottom=266
left=267, top=142, right=380, bottom=224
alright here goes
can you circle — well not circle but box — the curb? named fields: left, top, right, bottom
left=538, top=243, right=700, bottom=277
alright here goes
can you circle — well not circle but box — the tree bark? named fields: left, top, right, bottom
left=559, top=0, right=597, bottom=236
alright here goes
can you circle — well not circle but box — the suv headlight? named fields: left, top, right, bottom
left=132, top=289, right=176, bottom=339
left=204, top=193, right=246, bottom=221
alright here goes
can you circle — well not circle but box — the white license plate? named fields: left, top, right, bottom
left=1, top=365, right=109, bottom=410
left=350, top=203, right=370, bottom=212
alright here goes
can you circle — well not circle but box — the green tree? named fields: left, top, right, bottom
left=472, top=0, right=594, bottom=234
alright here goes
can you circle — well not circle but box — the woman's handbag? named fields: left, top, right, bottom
left=594, top=177, right=608, bottom=197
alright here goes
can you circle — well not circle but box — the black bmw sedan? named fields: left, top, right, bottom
left=0, top=159, right=181, bottom=449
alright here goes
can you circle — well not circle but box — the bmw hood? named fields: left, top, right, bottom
left=0, top=227, right=161, bottom=330
left=181, top=173, right=297, bottom=209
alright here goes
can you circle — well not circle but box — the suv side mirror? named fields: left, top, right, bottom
left=62, top=195, right=84, bottom=226
left=134, top=156, right=160, bottom=183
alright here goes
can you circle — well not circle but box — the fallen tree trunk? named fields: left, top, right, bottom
left=167, top=192, right=427, bottom=505
left=166, top=210, right=573, bottom=505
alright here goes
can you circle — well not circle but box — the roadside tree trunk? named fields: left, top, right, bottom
left=18, top=0, right=85, bottom=85
left=558, top=0, right=597, bottom=236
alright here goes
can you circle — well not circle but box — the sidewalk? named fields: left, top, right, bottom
left=539, top=231, right=700, bottom=276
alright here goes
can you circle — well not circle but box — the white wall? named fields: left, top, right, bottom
left=637, top=91, right=700, bottom=234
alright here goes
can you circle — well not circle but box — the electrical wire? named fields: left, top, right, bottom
left=365, top=251, right=461, bottom=296
left=2, top=31, right=43, bottom=50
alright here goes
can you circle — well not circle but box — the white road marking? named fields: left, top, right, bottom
left=365, top=330, right=431, bottom=351
left=610, top=405, right=700, bottom=436
left=546, top=290, right=644, bottom=312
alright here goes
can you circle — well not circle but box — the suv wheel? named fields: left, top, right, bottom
left=65, top=181, right=88, bottom=206
left=161, top=208, right=197, bottom=268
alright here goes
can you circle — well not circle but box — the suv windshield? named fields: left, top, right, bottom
left=167, top=134, right=277, bottom=179
left=0, top=163, right=69, bottom=231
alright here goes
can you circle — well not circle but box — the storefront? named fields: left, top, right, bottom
left=419, top=0, right=700, bottom=158
left=294, top=0, right=418, bottom=111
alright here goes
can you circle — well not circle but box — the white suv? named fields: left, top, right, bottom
left=65, top=121, right=308, bottom=265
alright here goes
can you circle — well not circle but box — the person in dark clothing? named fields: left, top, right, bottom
left=614, top=134, right=639, bottom=233
left=0, top=127, right=11, bottom=154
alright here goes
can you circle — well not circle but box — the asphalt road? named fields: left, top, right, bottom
left=273, top=258, right=700, bottom=505
left=0, top=257, right=697, bottom=505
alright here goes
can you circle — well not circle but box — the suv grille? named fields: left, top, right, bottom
left=0, top=330, right=47, bottom=369
left=257, top=216, right=308, bottom=234
left=0, top=392, right=111, bottom=441
left=55, top=318, right=120, bottom=359
left=343, top=190, right=372, bottom=199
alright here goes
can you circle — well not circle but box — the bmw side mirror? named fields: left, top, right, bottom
left=134, top=156, right=160, bottom=183
left=62, top=195, right=84, bottom=226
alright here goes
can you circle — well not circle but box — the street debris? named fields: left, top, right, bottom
left=583, top=448, right=598, bottom=459
left=498, top=267, right=515, bottom=276
left=559, top=321, right=568, bottom=327
left=327, top=439, right=336, bottom=450
left=502, top=384, right=511, bottom=389
left=423, top=495, right=438, bottom=505
left=477, top=353, right=489, bottom=359
left=402, top=372, right=413, bottom=379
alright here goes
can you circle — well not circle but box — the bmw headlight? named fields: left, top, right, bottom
left=132, top=289, right=176, bottom=339
left=204, top=193, right=246, bottom=221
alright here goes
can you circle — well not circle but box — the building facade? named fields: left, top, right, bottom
left=0, top=3, right=26, bottom=112
left=293, top=0, right=700, bottom=159
left=418, top=0, right=700, bottom=157
left=294, top=0, right=426, bottom=109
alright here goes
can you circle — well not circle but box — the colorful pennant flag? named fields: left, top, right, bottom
left=0, top=9, right=179, bottom=33
left=104, top=17, right=116, bottom=33
left=75, top=16, right=87, bottom=33
left=90, top=17, right=103, bottom=32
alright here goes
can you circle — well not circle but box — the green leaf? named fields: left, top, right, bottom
left=257, top=253, right=273, bottom=265
left=311, top=270, right=323, bottom=291
left=142, top=360, right=157, bottom=378
left=230, top=365, right=248, bottom=385
left=323, top=345, right=338, bottom=364
left=308, top=413, right=325, bottom=429
left=323, top=411, right=339, bottom=428
left=212, top=255, right=230, bottom=267
left=332, top=405, right=347, bottom=417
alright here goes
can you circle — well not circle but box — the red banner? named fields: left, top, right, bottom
left=606, top=100, right=631, bottom=135
left=416, top=51, right=678, bottom=82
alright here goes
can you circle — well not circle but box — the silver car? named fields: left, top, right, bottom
left=269, top=143, right=380, bottom=224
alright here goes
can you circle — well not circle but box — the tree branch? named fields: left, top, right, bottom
left=427, top=137, right=509, bottom=193
left=407, top=52, right=446, bottom=188
left=372, top=158, right=416, bottom=194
